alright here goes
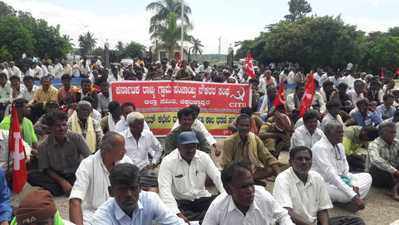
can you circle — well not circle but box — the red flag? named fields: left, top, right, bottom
left=245, top=52, right=256, bottom=79
left=8, top=105, right=27, bottom=193
left=273, top=82, right=286, bottom=108
left=380, top=67, right=385, bottom=80
left=299, top=73, right=316, bottom=117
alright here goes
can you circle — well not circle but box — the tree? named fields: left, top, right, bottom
left=123, top=41, right=145, bottom=58
left=78, top=31, right=97, bottom=56
left=190, top=37, right=203, bottom=55
left=146, top=0, right=192, bottom=39
left=0, top=1, right=15, bottom=18
left=284, top=0, right=312, bottom=22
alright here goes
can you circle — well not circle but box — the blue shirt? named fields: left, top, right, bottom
left=351, top=111, right=382, bottom=127
left=0, top=169, right=12, bottom=222
left=376, top=104, right=396, bottom=120
left=90, top=191, right=185, bottom=225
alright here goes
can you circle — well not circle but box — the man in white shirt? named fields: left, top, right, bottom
left=291, top=110, right=324, bottom=149
left=120, top=112, right=162, bottom=170
left=69, top=131, right=132, bottom=225
left=347, top=80, right=365, bottom=105
left=321, top=100, right=345, bottom=131
left=273, top=146, right=365, bottom=225
left=8, top=61, right=21, bottom=78
left=159, top=131, right=225, bottom=223
left=53, top=60, right=64, bottom=79
left=311, top=122, right=372, bottom=211
left=202, top=161, right=294, bottom=225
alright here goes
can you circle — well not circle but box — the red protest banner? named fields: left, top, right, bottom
left=110, top=81, right=252, bottom=136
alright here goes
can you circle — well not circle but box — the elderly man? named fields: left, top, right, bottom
left=164, top=107, right=211, bottom=156
left=120, top=112, right=162, bottom=170
left=273, top=146, right=365, bottom=225
left=291, top=110, right=324, bottom=150
left=69, top=132, right=133, bottom=225
left=311, top=122, right=372, bottom=211
left=222, top=114, right=280, bottom=182
left=90, top=163, right=185, bottom=225
left=114, top=102, right=150, bottom=132
left=368, top=122, right=399, bottom=201
left=67, top=100, right=103, bottom=153
left=29, top=111, right=91, bottom=196
left=202, top=161, right=294, bottom=225
left=159, top=131, right=224, bottom=223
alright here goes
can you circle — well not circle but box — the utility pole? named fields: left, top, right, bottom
left=218, top=36, right=221, bottom=55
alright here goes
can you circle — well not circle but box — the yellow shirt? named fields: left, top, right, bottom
left=32, top=85, right=59, bottom=104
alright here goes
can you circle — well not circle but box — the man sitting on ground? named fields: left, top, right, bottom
left=69, top=132, right=132, bottom=225
left=164, top=107, right=211, bottom=156
left=290, top=110, right=324, bottom=150
left=67, top=100, right=103, bottom=153
left=100, top=101, right=122, bottom=133
left=29, top=111, right=91, bottom=196
left=311, top=122, right=372, bottom=211
left=90, top=163, right=185, bottom=225
left=159, top=131, right=224, bottom=223
left=114, top=102, right=150, bottom=132
left=222, top=114, right=280, bottom=182
left=368, top=121, right=399, bottom=201
left=273, top=146, right=365, bottom=225
left=202, top=161, right=294, bottom=225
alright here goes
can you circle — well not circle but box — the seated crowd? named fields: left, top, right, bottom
left=0, top=59, right=398, bottom=225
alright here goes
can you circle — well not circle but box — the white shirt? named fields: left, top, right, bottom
left=120, top=128, right=162, bottom=170
left=69, top=151, right=132, bottom=223
left=321, top=113, right=344, bottom=131
left=158, top=149, right=225, bottom=214
left=9, top=66, right=21, bottom=78
left=172, top=119, right=217, bottom=145
left=202, top=186, right=294, bottom=225
left=21, top=85, right=38, bottom=102
left=347, top=89, right=364, bottom=105
left=114, top=117, right=150, bottom=133
left=54, top=63, right=64, bottom=79
left=311, top=136, right=357, bottom=199
left=91, top=109, right=102, bottom=122
left=273, top=168, right=333, bottom=225
left=290, top=125, right=324, bottom=149
left=33, top=65, right=43, bottom=79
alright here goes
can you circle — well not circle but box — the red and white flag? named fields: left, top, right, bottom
left=8, top=105, right=27, bottom=193
left=273, top=82, right=286, bottom=109
left=299, top=72, right=316, bottom=117
left=245, top=52, right=256, bottom=79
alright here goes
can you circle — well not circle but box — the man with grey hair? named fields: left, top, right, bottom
left=69, top=131, right=133, bottom=225
left=119, top=111, right=162, bottom=170
left=368, top=121, right=399, bottom=201
left=311, top=121, right=372, bottom=211
left=67, top=100, right=103, bottom=152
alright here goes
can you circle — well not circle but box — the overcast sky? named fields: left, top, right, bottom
left=4, top=0, right=399, bottom=54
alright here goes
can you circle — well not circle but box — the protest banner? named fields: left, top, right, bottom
left=110, top=81, right=252, bottom=136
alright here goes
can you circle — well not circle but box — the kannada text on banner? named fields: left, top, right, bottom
left=110, top=81, right=252, bottom=136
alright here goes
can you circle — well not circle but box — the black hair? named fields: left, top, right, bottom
left=177, top=107, right=195, bottom=120
left=61, top=74, right=71, bottom=80
left=240, top=107, right=253, bottom=117
left=110, top=163, right=140, bottom=187
left=9, top=75, right=20, bottom=81
left=326, top=100, right=341, bottom=110
left=221, top=161, right=252, bottom=191
left=303, top=110, right=319, bottom=123
left=45, top=110, right=68, bottom=127
left=121, top=102, right=136, bottom=111
left=236, top=113, right=251, bottom=125
left=383, top=93, right=394, bottom=102
left=356, top=98, right=369, bottom=108
left=0, top=73, right=6, bottom=79
left=108, top=101, right=121, bottom=113
left=189, top=104, right=200, bottom=115
left=80, top=78, right=91, bottom=85
left=289, top=146, right=312, bottom=160
left=23, top=75, right=34, bottom=82
left=13, top=98, right=28, bottom=108
left=361, top=126, right=379, bottom=141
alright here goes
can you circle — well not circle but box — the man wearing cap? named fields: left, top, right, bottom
left=12, top=189, right=74, bottom=225
left=159, top=131, right=225, bottom=223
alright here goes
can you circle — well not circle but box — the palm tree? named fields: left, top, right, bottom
left=191, top=37, right=203, bottom=56
left=78, top=31, right=97, bottom=57
left=146, top=0, right=192, bottom=39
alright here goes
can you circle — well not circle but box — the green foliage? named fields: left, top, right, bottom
left=285, top=0, right=312, bottom=22
left=363, top=36, right=399, bottom=72
left=78, top=31, right=97, bottom=57
left=0, top=1, right=72, bottom=61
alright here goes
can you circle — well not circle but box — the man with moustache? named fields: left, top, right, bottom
left=90, top=163, right=185, bottom=225
left=273, top=146, right=365, bottom=225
